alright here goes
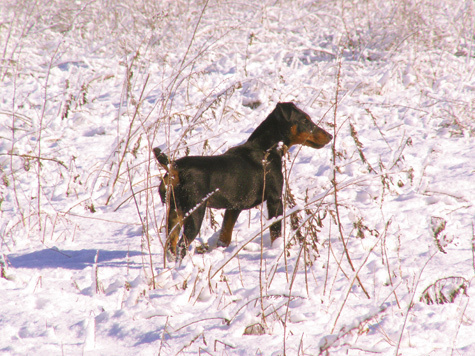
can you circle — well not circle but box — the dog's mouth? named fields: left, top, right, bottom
left=289, top=125, right=333, bottom=149
left=302, top=130, right=333, bottom=149
left=304, top=140, right=327, bottom=149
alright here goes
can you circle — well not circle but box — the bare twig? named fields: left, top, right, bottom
left=1, top=153, right=67, bottom=169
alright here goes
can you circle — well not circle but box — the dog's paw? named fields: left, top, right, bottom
left=176, top=240, right=189, bottom=261
left=216, top=239, right=229, bottom=248
left=165, top=249, right=176, bottom=263
left=195, top=242, right=210, bottom=254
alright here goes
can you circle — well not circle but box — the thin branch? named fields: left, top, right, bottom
left=331, top=54, right=370, bottom=299
left=106, top=73, right=150, bottom=205
left=394, top=251, right=438, bottom=356
left=1, top=153, right=67, bottom=169
left=127, top=163, right=155, bottom=289
left=331, top=235, right=382, bottom=333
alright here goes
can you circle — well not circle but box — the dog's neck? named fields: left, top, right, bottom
left=246, top=112, right=289, bottom=150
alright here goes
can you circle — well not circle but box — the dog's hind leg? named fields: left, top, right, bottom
left=165, top=207, right=183, bottom=258
left=217, top=209, right=241, bottom=247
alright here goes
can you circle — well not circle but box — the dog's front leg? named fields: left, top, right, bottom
left=267, top=197, right=283, bottom=242
left=176, top=205, right=207, bottom=259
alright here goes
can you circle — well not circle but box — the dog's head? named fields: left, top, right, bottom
left=276, top=102, right=333, bottom=149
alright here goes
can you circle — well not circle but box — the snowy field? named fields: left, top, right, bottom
left=1, top=0, right=475, bottom=355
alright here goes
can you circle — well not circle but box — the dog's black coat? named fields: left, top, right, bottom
left=154, top=102, right=332, bottom=258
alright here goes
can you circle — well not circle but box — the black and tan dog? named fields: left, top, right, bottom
left=154, top=102, right=332, bottom=259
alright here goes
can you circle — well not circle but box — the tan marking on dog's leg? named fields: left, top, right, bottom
left=217, top=210, right=241, bottom=247
left=166, top=208, right=183, bottom=255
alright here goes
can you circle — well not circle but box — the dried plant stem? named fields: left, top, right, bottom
left=158, top=316, right=169, bottom=356
left=162, top=0, right=210, bottom=115
left=394, top=251, right=437, bottom=356
left=451, top=298, right=470, bottom=356
left=323, top=223, right=331, bottom=296
left=283, top=154, right=289, bottom=283
left=259, top=152, right=270, bottom=325
left=36, top=42, right=61, bottom=230
left=1, top=153, right=67, bottom=169
left=9, top=69, right=25, bottom=227
left=283, top=240, right=305, bottom=356
left=472, top=222, right=475, bottom=274
left=381, top=218, right=401, bottom=308
left=331, top=56, right=370, bottom=299
left=93, top=250, right=103, bottom=294
left=320, top=299, right=390, bottom=355
left=212, top=173, right=371, bottom=282
left=331, top=235, right=382, bottom=334
left=106, top=74, right=150, bottom=205
left=127, top=163, right=156, bottom=289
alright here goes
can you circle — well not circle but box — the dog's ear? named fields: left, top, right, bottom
left=276, top=102, right=295, bottom=121
left=153, top=147, right=170, bottom=171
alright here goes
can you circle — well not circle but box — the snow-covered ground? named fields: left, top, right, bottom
left=1, top=0, right=475, bottom=355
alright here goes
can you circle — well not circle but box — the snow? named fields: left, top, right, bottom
left=1, top=0, right=475, bottom=355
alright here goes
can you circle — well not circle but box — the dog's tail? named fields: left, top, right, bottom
left=154, top=147, right=180, bottom=202
left=153, top=147, right=171, bottom=171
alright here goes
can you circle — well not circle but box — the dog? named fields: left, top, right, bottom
left=154, top=102, right=332, bottom=259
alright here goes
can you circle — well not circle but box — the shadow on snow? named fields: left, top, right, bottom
left=8, top=248, right=143, bottom=270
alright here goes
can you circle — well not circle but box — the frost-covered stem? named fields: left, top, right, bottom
left=212, top=192, right=332, bottom=280
left=303, top=239, right=309, bottom=297
left=472, top=222, right=475, bottom=275
left=259, top=152, right=270, bottom=325
left=3, top=153, right=66, bottom=168
left=127, top=163, right=155, bottom=289
left=162, top=0, right=210, bottom=115
left=0, top=16, right=13, bottom=82
left=394, top=250, right=437, bottom=356
left=10, top=67, right=25, bottom=227
left=106, top=73, right=149, bottom=205
left=451, top=298, right=470, bottom=356
left=37, top=42, right=61, bottom=231
left=142, top=129, right=165, bottom=261
left=381, top=218, right=401, bottom=308
left=331, top=55, right=370, bottom=299
left=158, top=316, right=169, bottom=356
left=283, top=241, right=304, bottom=356
left=298, top=333, right=305, bottom=356
left=1, top=2, right=36, bottom=82
left=174, top=316, right=229, bottom=333
left=178, top=0, right=209, bottom=76
left=176, top=332, right=203, bottom=354
left=319, top=301, right=389, bottom=355
left=323, top=223, right=331, bottom=296
left=282, top=153, right=289, bottom=283
left=227, top=294, right=303, bottom=327
left=331, top=235, right=381, bottom=334
left=93, top=250, right=103, bottom=294
left=237, top=253, right=245, bottom=288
